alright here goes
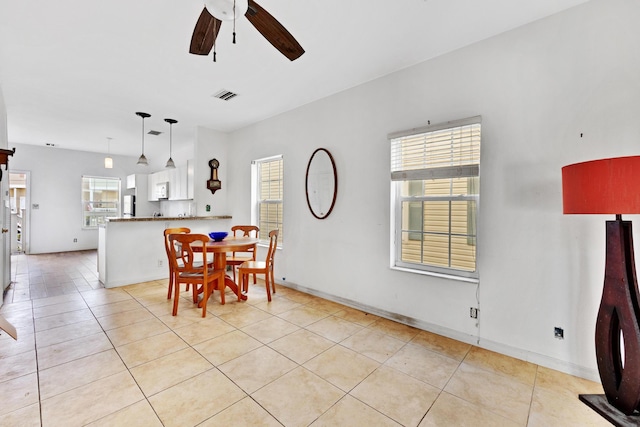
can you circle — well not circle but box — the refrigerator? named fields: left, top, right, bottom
left=123, top=195, right=135, bottom=217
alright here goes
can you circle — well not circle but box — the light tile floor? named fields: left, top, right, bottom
left=0, top=251, right=611, bottom=426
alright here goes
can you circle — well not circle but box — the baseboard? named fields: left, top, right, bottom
left=279, top=280, right=600, bottom=382
left=102, top=274, right=167, bottom=288
left=280, top=280, right=478, bottom=346
left=478, top=338, right=600, bottom=382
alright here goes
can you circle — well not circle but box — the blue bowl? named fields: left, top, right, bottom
left=208, top=231, right=228, bottom=242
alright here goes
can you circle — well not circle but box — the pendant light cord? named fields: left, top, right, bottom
left=233, top=0, right=237, bottom=44
left=213, top=19, right=217, bottom=62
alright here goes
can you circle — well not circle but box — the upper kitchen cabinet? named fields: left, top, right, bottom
left=147, top=164, right=193, bottom=201
left=187, top=160, right=194, bottom=200
left=126, top=174, right=136, bottom=190
left=126, top=173, right=149, bottom=191
left=147, top=170, right=167, bottom=201
left=168, top=167, right=186, bottom=200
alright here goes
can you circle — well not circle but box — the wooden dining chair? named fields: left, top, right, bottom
left=238, top=229, right=278, bottom=301
left=163, top=227, right=191, bottom=300
left=168, top=233, right=226, bottom=317
left=227, top=225, right=259, bottom=283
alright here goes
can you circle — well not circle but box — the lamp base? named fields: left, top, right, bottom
left=579, top=394, right=640, bottom=426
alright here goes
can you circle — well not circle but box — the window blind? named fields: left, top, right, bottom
left=255, top=156, right=284, bottom=244
left=390, top=116, right=481, bottom=181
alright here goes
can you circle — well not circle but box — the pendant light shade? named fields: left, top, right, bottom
left=104, top=137, right=113, bottom=169
left=165, top=118, right=177, bottom=169
left=136, top=112, right=150, bottom=165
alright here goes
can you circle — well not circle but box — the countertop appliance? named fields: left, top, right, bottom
left=123, top=194, right=135, bottom=217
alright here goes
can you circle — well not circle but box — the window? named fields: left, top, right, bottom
left=82, top=176, right=121, bottom=228
left=252, top=156, right=283, bottom=244
left=390, top=116, right=481, bottom=280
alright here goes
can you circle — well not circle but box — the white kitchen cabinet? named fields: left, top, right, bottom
left=126, top=174, right=136, bottom=189
left=147, top=164, right=193, bottom=201
left=147, top=173, right=158, bottom=201
left=168, top=167, right=190, bottom=200
left=127, top=173, right=148, bottom=191
left=168, top=168, right=179, bottom=200
left=187, top=160, right=194, bottom=200
left=148, top=170, right=169, bottom=200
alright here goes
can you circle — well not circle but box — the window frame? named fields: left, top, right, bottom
left=81, top=175, right=121, bottom=229
left=251, top=155, right=283, bottom=246
left=389, top=116, right=481, bottom=282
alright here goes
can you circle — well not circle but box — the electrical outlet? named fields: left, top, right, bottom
left=73, top=238, right=77, bottom=243
left=157, top=259, right=163, bottom=267
left=470, top=307, right=478, bottom=319
left=554, top=327, right=564, bottom=339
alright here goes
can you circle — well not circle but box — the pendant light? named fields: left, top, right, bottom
left=104, top=137, right=113, bottom=169
left=136, top=112, right=150, bottom=165
left=164, top=118, right=177, bottom=169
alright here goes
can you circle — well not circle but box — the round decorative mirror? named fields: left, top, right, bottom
left=305, top=148, right=337, bottom=219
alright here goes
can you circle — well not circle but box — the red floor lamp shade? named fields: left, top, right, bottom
left=562, top=155, right=640, bottom=424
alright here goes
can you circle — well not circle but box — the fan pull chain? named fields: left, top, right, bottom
left=213, top=19, right=218, bottom=62
left=233, top=0, right=237, bottom=44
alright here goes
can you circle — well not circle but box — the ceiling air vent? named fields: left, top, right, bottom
left=213, top=90, right=238, bottom=101
left=147, top=130, right=162, bottom=136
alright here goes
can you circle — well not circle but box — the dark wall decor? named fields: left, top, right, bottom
left=207, top=158, right=221, bottom=194
left=305, top=148, right=337, bottom=219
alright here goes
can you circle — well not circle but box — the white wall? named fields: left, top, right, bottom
left=0, top=86, right=7, bottom=149
left=10, top=144, right=145, bottom=254
left=223, top=0, right=640, bottom=380
left=193, top=126, right=230, bottom=217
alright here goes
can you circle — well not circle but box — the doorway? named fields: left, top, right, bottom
left=9, top=171, right=29, bottom=254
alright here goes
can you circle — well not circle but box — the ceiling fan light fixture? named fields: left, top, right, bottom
left=205, top=0, right=248, bottom=21
left=136, top=112, right=151, bottom=166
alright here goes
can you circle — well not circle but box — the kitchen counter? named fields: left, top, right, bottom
left=106, top=215, right=231, bottom=223
left=98, top=215, right=233, bottom=288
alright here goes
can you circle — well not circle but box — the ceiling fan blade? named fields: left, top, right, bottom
left=245, top=0, right=304, bottom=61
left=190, top=7, right=222, bottom=55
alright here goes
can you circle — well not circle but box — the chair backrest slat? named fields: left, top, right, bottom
left=231, top=225, right=260, bottom=258
left=164, top=227, right=190, bottom=265
left=267, top=229, right=279, bottom=269
left=168, top=233, right=209, bottom=273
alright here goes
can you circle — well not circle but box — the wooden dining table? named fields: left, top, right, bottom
left=192, top=236, right=259, bottom=302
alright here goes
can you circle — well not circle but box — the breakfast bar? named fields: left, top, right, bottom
left=98, top=215, right=232, bottom=288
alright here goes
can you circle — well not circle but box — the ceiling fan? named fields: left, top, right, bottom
left=190, top=0, right=305, bottom=61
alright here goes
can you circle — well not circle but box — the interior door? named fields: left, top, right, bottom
left=1, top=166, right=10, bottom=291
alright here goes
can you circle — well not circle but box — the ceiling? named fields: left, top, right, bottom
left=0, top=0, right=589, bottom=167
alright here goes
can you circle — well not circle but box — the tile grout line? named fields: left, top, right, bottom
left=29, top=301, right=45, bottom=427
